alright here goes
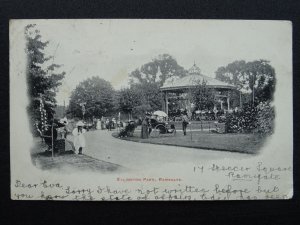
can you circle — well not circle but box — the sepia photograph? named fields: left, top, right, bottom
left=10, top=19, right=293, bottom=201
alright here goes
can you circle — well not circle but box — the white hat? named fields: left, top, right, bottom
left=60, top=117, right=68, bottom=125
left=76, top=121, right=85, bottom=126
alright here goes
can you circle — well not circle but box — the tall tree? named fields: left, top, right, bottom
left=128, top=54, right=186, bottom=115
left=215, top=60, right=247, bottom=88
left=129, top=54, right=187, bottom=86
left=215, top=60, right=276, bottom=105
left=115, top=87, right=141, bottom=119
left=115, top=83, right=163, bottom=119
left=245, top=60, right=276, bottom=103
left=131, top=82, right=163, bottom=110
left=25, top=24, right=65, bottom=133
left=68, top=77, right=115, bottom=119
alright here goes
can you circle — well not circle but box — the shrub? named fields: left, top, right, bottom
left=223, top=102, right=274, bottom=134
left=224, top=104, right=257, bottom=133
left=256, top=101, right=275, bottom=134
left=218, top=115, right=226, bottom=123
left=239, top=103, right=257, bottom=133
left=225, top=113, right=241, bottom=133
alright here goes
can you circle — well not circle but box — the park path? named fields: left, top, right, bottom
left=77, top=129, right=249, bottom=170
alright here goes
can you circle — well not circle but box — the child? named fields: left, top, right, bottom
left=72, top=121, right=86, bottom=155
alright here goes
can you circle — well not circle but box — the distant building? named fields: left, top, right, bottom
left=160, top=63, right=240, bottom=115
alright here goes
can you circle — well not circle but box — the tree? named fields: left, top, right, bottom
left=127, top=54, right=186, bottom=116
left=68, top=77, right=115, bottom=119
left=245, top=60, right=276, bottom=104
left=215, top=60, right=276, bottom=105
left=132, top=82, right=163, bottom=110
left=25, top=24, right=65, bottom=133
left=129, top=54, right=187, bottom=86
left=192, top=79, right=215, bottom=111
left=115, top=83, right=163, bottom=119
left=115, top=87, right=141, bottom=119
left=215, top=60, right=246, bottom=86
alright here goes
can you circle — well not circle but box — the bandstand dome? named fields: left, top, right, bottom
left=161, top=63, right=236, bottom=91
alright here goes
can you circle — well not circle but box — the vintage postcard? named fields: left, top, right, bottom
left=10, top=19, right=293, bottom=201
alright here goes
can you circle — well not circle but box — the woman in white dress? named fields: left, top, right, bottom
left=72, top=121, right=86, bottom=155
left=96, top=119, right=101, bottom=130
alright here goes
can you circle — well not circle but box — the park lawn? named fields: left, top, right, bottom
left=113, top=131, right=268, bottom=154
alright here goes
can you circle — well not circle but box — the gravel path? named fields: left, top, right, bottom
left=81, top=129, right=250, bottom=170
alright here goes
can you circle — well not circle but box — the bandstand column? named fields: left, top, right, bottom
left=226, top=90, right=230, bottom=111
left=165, top=91, right=168, bottom=115
left=227, top=96, right=230, bottom=111
left=188, top=94, right=191, bottom=113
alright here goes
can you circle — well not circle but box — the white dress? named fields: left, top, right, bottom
left=72, top=128, right=86, bottom=152
left=96, top=120, right=101, bottom=130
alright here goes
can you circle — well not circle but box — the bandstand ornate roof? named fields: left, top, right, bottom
left=161, top=63, right=236, bottom=91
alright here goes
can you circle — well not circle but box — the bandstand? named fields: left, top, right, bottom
left=160, top=63, right=240, bottom=116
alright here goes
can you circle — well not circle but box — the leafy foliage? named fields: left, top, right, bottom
left=239, top=104, right=258, bottom=133
left=124, top=54, right=186, bottom=117
left=216, top=60, right=276, bottom=134
left=129, top=54, right=187, bottom=86
left=192, top=79, right=216, bottom=111
left=215, top=60, right=276, bottom=104
left=132, top=104, right=153, bottom=118
left=256, top=101, right=275, bottom=134
left=225, top=112, right=241, bottom=133
left=132, top=82, right=163, bottom=111
left=115, top=87, right=141, bottom=118
left=68, top=77, right=115, bottom=119
left=223, top=104, right=257, bottom=133
left=246, top=60, right=276, bottom=103
left=215, top=60, right=247, bottom=88
left=25, top=24, right=65, bottom=133
left=115, top=83, right=163, bottom=119
left=224, top=101, right=274, bottom=134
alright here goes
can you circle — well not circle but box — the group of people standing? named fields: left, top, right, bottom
left=105, top=118, right=117, bottom=131
left=95, top=117, right=122, bottom=131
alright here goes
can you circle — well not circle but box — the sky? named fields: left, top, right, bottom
left=26, top=19, right=292, bottom=105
